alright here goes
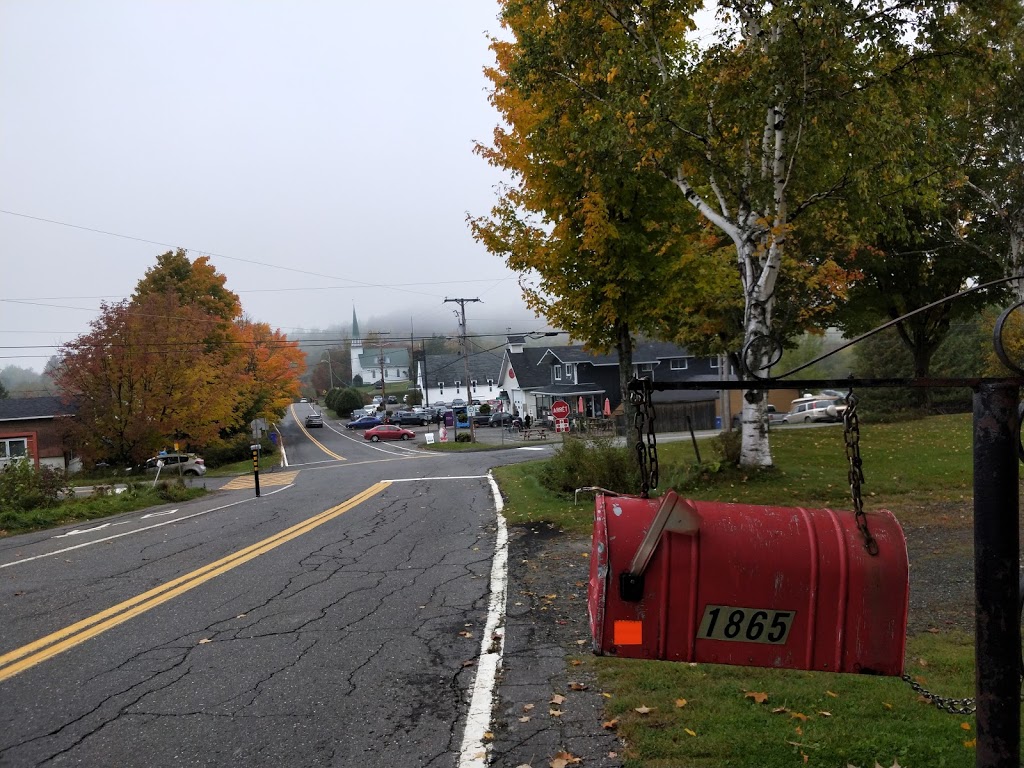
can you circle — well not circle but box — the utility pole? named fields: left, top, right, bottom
left=420, top=340, right=430, bottom=407
left=444, top=297, right=481, bottom=441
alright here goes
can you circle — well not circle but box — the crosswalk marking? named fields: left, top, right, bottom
left=221, top=470, right=298, bottom=490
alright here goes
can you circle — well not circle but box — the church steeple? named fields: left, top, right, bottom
left=352, top=307, right=361, bottom=348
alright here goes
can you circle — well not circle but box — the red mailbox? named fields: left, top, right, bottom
left=588, top=491, right=909, bottom=675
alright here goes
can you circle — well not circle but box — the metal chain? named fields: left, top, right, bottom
left=901, top=674, right=977, bottom=715
left=630, top=378, right=658, bottom=497
left=842, top=391, right=879, bottom=556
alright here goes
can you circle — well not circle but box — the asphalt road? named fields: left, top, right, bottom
left=0, top=404, right=553, bottom=768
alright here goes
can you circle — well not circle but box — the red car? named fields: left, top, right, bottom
left=363, top=424, right=415, bottom=442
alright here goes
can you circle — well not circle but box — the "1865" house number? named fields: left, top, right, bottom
left=696, top=605, right=795, bottom=644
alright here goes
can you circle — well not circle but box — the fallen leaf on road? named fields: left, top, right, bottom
left=462, top=660, right=476, bottom=667
left=568, top=682, right=588, bottom=691
left=550, top=750, right=582, bottom=767
left=518, top=716, right=531, bottom=723
left=634, top=705, right=652, bottom=715
left=575, top=640, right=587, bottom=645
left=550, top=694, right=566, bottom=705
left=235, top=613, right=246, bottom=618
left=198, top=638, right=212, bottom=644
left=458, top=631, right=473, bottom=638
left=549, top=709, right=563, bottom=717
left=570, top=660, right=582, bottom=666
left=602, top=719, right=619, bottom=729
left=483, top=732, right=493, bottom=741
left=523, top=703, right=535, bottom=711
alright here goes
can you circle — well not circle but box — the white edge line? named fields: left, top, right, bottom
left=457, top=471, right=508, bottom=768
left=387, top=475, right=490, bottom=482
left=0, top=484, right=295, bottom=570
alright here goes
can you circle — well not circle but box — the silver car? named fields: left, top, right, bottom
left=143, top=452, right=207, bottom=476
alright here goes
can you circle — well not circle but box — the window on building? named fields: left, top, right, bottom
left=554, top=366, right=562, bottom=381
left=564, top=363, right=574, bottom=381
left=710, top=357, right=719, bottom=370
left=641, top=363, right=655, bottom=372
left=0, top=438, right=28, bottom=465
left=670, top=358, right=688, bottom=370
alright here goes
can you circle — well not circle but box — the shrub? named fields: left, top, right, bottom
left=201, top=434, right=276, bottom=467
left=455, top=433, right=473, bottom=442
left=154, top=480, right=196, bottom=502
left=715, top=429, right=742, bottom=466
left=334, top=388, right=365, bottom=416
left=539, top=435, right=640, bottom=496
left=0, top=461, right=71, bottom=511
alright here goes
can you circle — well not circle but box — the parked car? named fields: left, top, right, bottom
left=305, top=413, right=323, bottom=428
left=371, top=395, right=383, bottom=404
left=395, top=411, right=430, bottom=426
left=363, top=424, right=415, bottom=442
left=471, top=411, right=492, bottom=426
left=386, top=395, right=398, bottom=404
left=142, top=452, right=206, bottom=476
left=346, top=415, right=383, bottom=430
left=782, top=397, right=847, bottom=424
left=451, top=398, right=467, bottom=407
left=489, top=412, right=522, bottom=428
left=731, top=404, right=785, bottom=429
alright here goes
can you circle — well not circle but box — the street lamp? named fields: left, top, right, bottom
left=320, top=351, right=335, bottom=390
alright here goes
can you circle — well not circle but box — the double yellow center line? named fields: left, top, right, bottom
left=0, top=482, right=389, bottom=683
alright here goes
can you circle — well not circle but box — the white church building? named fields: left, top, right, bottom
left=350, top=309, right=412, bottom=386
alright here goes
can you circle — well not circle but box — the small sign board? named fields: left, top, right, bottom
left=555, top=419, right=571, bottom=433
left=551, top=400, right=571, bottom=420
left=425, top=432, right=436, bottom=444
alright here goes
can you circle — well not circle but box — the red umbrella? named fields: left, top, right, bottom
left=603, top=398, right=611, bottom=417
left=578, top=396, right=584, bottom=414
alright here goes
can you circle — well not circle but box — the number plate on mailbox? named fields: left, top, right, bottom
left=697, top=605, right=795, bottom=645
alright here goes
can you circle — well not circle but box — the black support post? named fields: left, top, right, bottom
left=972, top=382, right=1020, bottom=768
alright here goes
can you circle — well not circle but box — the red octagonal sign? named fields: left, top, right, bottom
left=551, top=400, right=571, bottom=420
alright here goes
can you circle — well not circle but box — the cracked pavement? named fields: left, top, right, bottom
left=0, top=465, right=501, bottom=767
left=0, top=435, right=620, bottom=768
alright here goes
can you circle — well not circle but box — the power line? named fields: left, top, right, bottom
left=0, top=208, right=515, bottom=300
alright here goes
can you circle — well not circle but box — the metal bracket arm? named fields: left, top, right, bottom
left=619, top=491, right=701, bottom=602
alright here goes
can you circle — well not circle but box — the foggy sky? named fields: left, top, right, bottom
left=0, top=1, right=549, bottom=373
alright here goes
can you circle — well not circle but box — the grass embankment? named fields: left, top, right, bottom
left=493, top=414, right=992, bottom=767
left=0, top=482, right=206, bottom=537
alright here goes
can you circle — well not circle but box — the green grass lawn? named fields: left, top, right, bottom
left=492, top=414, right=999, bottom=767
left=494, top=415, right=976, bottom=534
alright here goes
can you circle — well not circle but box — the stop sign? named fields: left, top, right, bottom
left=551, top=400, right=570, bottom=420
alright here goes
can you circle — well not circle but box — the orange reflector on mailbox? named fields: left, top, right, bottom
left=588, top=491, right=909, bottom=675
